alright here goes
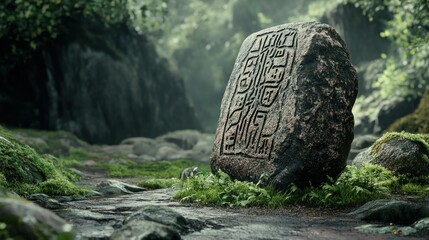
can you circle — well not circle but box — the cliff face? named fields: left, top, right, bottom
left=320, top=3, right=391, bottom=66
left=0, top=22, right=200, bottom=144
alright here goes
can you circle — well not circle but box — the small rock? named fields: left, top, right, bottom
left=348, top=199, right=429, bottom=225
left=124, top=205, right=189, bottom=234
left=351, top=147, right=373, bottom=166
left=111, top=220, right=181, bottom=240
left=27, top=193, right=65, bottom=209
left=180, top=167, right=200, bottom=180
left=0, top=197, right=74, bottom=239
left=94, top=180, right=147, bottom=196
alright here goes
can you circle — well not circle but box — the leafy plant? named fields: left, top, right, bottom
left=347, top=0, right=429, bottom=97
left=175, top=164, right=400, bottom=208
left=174, top=171, right=285, bottom=207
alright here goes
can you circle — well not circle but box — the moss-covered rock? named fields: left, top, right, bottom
left=370, top=132, right=429, bottom=177
left=0, top=126, right=87, bottom=197
left=388, top=90, right=429, bottom=133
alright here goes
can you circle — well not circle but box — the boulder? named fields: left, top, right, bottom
left=211, top=22, right=357, bottom=189
left=111, top=220, right=181, bottom=240
left=0, top=197, right=74, bottom=239
left=348, top=199, right=429, bottom=225
left=371, top=134, right=429, bottom=177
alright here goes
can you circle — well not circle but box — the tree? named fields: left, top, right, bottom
left=0, top=0, right=166, bottom=71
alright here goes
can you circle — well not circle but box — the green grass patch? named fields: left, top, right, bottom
left=174, top=164, right=401, bottom=208
left=138, top=178, right=182, bottom=189
left=174, top=171, right=286, bottom=207
left=99, top=159, right=210, bottom=179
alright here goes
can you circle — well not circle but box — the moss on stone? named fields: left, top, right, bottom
left=0, top=126, right=87, bottom=197
left=371, top=132, right=429, bottom=156
left=11, top=128, right=89, bottom=156
left=388, top=90, right=429, bottom=133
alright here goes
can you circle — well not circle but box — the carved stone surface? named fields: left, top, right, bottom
left=211, top=22, right=357, bottom=190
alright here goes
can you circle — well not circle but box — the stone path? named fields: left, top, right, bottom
left=54, top=188, right=423, bottom=239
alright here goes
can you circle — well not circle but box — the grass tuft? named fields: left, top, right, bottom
left=174, top=164, right=402, bottom=208
left=99, top=159, right=210, bottom=179
left=138, top=178, right=181, bottom=189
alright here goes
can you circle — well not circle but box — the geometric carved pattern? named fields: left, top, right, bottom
left=221, top=28, right=297, bottom=159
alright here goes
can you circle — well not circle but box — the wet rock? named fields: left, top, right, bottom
left=124, top=205, right=190, bottom=234
left=348, top=199, right=429, bottom=225
left=0, top=197, right=74, bottom=239
left=351, top=147, right=373, bottom=166
left=128, top=137, right=158, bottom=156
left=94, top=180, right=147, bottom=196
left=351, top=135, right=378, bottom=150
left=27, top=193, right=65, bottom=209
left=180, top=167, right=200, bottom=180
left=372, top=138, right=429, bottom=177
left=111, top=220, right=181, bottom=240
left=211, top=22, right=357, bottom=189
left=356, top=217, right=429, bottom=237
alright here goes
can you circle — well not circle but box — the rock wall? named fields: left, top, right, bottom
left=0, top=21, right=200, bottom=144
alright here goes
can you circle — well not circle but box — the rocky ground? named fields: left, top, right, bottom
left=50, top=155, right=427, bottom=239
left=2, top=129, right=429, bottom=239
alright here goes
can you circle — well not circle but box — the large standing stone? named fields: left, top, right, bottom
left=211, top=22, right=357, bottom=190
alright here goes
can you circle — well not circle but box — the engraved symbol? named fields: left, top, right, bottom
left=221, top=28, right=297, bottom=159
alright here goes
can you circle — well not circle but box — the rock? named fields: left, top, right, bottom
left=371, top=135, right=429, bottom=177
left=0, top=139, right=55, bottom=184
left=355, top=224, right=417, bottom=236
left=156, top=130, right=201, bottom=150
left=388, top=90, right=429, bottom=133
left=354, top=94, right=420, bottom=136
left=180, top=167, right=200, bottom=180
left=211, top=22, right=357, bottom=189
left=111, top=220, right=181, bottom=240
left=320, top=3, right=390, bottom=66
left=413, top=217, right=429, bottom=236
left=27, top=193, right=65, bottom=209
left=0, top=197, right=74, bottom=239
left=94, top=180, right=147, bottom=196
left=356, top=218, right=429, bottom=237
left=129, top=138, right=158, bottom=156
left=351, top=135, right=378, bottom=150
left=351, top=147, right=373, bottom=166
left=124, top=205, right=189, bottom=234
left=348, top=199, right=429, bottom=225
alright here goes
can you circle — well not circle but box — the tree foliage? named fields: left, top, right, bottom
left=0, top=0, right=166, bottom=70
left=348, top=0, right=429, bottom=97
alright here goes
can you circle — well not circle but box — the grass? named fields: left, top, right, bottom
left=99, top=159, right=210, bottom=179
left=174, top=163, right=429, bottom=208
left=174, top=171, right=286, bottom=207
left=138, top=178, right=182, bottom=189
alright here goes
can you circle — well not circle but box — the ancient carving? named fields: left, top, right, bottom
left=221, top=28, right=297, bottom=159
